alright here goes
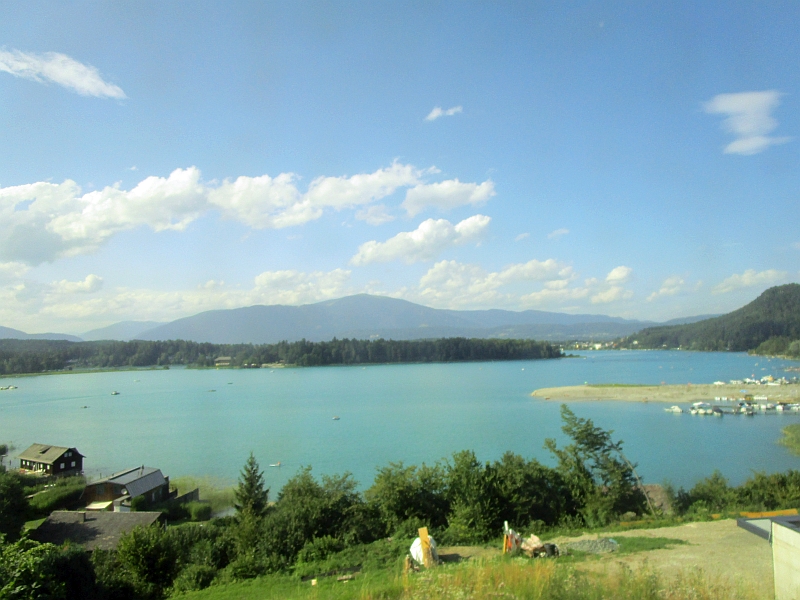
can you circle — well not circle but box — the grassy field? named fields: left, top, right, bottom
left=173, top=554, right=760, bottom=600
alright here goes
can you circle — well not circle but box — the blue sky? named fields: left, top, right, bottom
left=1, top=2, right=798, bottom=334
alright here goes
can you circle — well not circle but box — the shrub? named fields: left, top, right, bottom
left=188, top=501, right=212, bottom=521
left=171, top=563, right=217, bottom=593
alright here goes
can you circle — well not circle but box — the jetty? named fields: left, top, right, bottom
left=532, top=383, right=799, bottom=404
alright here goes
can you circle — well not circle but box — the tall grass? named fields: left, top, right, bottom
left=170, top=476, right=235, bottom=515
left=175, top=558, right=763, bottom=600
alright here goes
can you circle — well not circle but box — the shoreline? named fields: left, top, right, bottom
left=532, top=383, right=800, bottom=403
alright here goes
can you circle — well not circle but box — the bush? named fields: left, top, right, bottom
left=188, top=501, right=212, bottom=521
left=26, top=477, right=85, bottom=518
left=171, top=563, right=217, bottom=593
left=0, top=470, right=27, bottom=541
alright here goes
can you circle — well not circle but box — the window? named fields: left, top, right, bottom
left=60, top=463, right=65, bottom=469
left=71, top=461, right=76, bottom=467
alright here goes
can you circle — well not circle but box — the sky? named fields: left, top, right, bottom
left=1, top=2, right=799, bottom=335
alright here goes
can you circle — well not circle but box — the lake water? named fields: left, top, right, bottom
left=1, top=350, right=799, bottom=491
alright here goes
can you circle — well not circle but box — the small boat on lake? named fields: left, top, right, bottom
left=111, top=391, right=120, bottom=395
left=269, top=462, right=281, bottom=467
left=664, top=406, right=683, bottom=413
left=332, top=416, right=340, bottom=420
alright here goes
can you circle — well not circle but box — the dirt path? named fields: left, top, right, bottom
left=551, top=519, right=774, bottom=598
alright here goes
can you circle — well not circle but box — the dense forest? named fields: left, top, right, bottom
left=621, top=284, right=800, bottom=353
left=0, top=336, right=562, bottom=376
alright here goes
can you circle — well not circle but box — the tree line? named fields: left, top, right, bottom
left=0, top=337, right=562, bottom=375
left=620, top=283, right=800, bottom=352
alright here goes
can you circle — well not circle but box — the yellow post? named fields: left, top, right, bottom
left=418, top=527, right=434, bottom=568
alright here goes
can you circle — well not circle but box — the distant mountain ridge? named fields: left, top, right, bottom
left=0, top=325, right=81, bottom=342
left=624, top=284, right=800, bottom=351
left=0, top=294, right=719, bottom=345
left=134, top=294, right=659, bottom=344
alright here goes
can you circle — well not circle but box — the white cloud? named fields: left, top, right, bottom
left=402, top=179, right=495, bottom=216
left=350, top=215, right=490, bottom=265
left=515, top=233, right=529, bottom=242
left=0, top=262, right=30, bottom=280
left=605, top=265, right=632, bottom=284
left=355, top=204, right=395, bottom=225
left=52, top=274, right=103, bottom=294
left=792, top=242, right=800, bottom=250
left=712, top=269, right=787, bottom=294
left=425, top=105, right=463, bottom=121
left=410, top=258, right=576, bottom=309
left=591, top=286, right=633, bottom=304
left=647, top=276, right=685, bottom=302
left=1, top=164, right=492, bottom=265
left=704, top=91, right=790, bottom=155
left=547, top=228, right=569, bottom=240
left=0, top=48, right=126, bottom=99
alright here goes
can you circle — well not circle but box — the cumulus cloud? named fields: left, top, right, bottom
left=647, top=276, right=685, bottom=301
left=712, top=269, right=787, bottom=294
left=52, top=274, right=103, bottom=294
left=425, top=105, right=463, bottom=121
left=0, top=48, right=126, bottom=99
left=514, top=233, right=529, bottom=242
left=402, top=179, right=495, bottom=216
left=411, top=258, right=576, bottom=309
left=350, top=215, right=490, bottom=265
left=591, top=286, right=633, bottom=304
left=1, top=164, right=492, bottom=265
left=355, top=205, right=395, bottom=225
left=547, top=228, right=569, bottom=240
left=704, top=91, right=790, bottom=155
left=605, top=265, right=632, bottom=284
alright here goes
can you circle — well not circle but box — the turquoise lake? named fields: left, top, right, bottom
left=1, top=350, right=799, bottom=491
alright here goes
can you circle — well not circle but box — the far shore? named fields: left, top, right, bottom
left=531, top=383, right=800, bottom=403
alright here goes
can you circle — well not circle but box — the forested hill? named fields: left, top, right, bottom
left=0, top=337, right=562, bottom=376
left=623, top=284, right=800, bottom=352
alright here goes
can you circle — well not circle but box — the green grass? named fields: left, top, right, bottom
left=615, top=536, right=687, bottom=554
left=170, top=475, right=235, bottom=515
left=172, top=556, right=759, bottom=600
left=778, top=423, right=800, bottom=456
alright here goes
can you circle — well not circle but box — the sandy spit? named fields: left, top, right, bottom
left=531, top=383, right=800, bottom=403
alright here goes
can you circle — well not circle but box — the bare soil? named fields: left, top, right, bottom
left=551, top=519, right=774, bottom=598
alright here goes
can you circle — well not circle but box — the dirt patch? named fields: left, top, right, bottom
left=551, top=519, right=773, bottom=598
left=436, top=545, right=501, bottom=563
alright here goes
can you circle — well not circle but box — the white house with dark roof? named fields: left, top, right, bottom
left=17, top=443, right=84, bottom=476
left=83, top=466, right=173, bottom=511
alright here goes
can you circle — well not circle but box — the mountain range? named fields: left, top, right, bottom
left=0, top=294, right=716, bottom=344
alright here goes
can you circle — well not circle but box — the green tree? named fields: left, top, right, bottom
left=545, top=404, right=647, bottom=526
left=234, top=452, right=269, bottom=518
left=115, top=524, right=179, bottom=599
left=0, top=469, right=27, bottom=542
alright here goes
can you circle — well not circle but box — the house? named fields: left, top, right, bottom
left=17, top=443, right=84, bottom=476
left=215, top=356, right=232, bottom=367
left=738, top=513, right=800, bottom=599
left=30, top=510, right=164, bottom=551
left=83, top=466, right=174, bottom=511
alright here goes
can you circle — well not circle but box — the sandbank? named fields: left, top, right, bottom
left=531, top=383, right=800, bottom=403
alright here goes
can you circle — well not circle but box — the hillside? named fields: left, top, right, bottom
left=624, top=284, right=800, bottom=351
left=0, top=325, right=82, bottom=342
left=134, top=294, right=652, bottom=343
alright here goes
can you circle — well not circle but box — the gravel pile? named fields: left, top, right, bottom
left=562, top=538, right=619, bottom=554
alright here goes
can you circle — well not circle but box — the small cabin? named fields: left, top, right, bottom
left=214, top=356, right=232, bottom=367
left=83, top=466, right=173, bottom=511
left=18, top=443, right=84, bottom=476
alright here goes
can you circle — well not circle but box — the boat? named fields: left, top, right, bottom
left=332, top=416, right=340, bottom=420
left=269, top=462, right=281, bottom=467
left=664, top=406, right=683, bottom=413
left=111, top=391, right=120, bottom=395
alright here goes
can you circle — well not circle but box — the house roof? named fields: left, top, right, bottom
left=30, top=511, right=163, bottom=551
left=91, top=466, right=167, bottom=498
left=17, top=443, right=83, bottom=465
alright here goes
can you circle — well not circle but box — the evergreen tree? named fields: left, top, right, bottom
left=234, top=452, right=269, bottom=518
